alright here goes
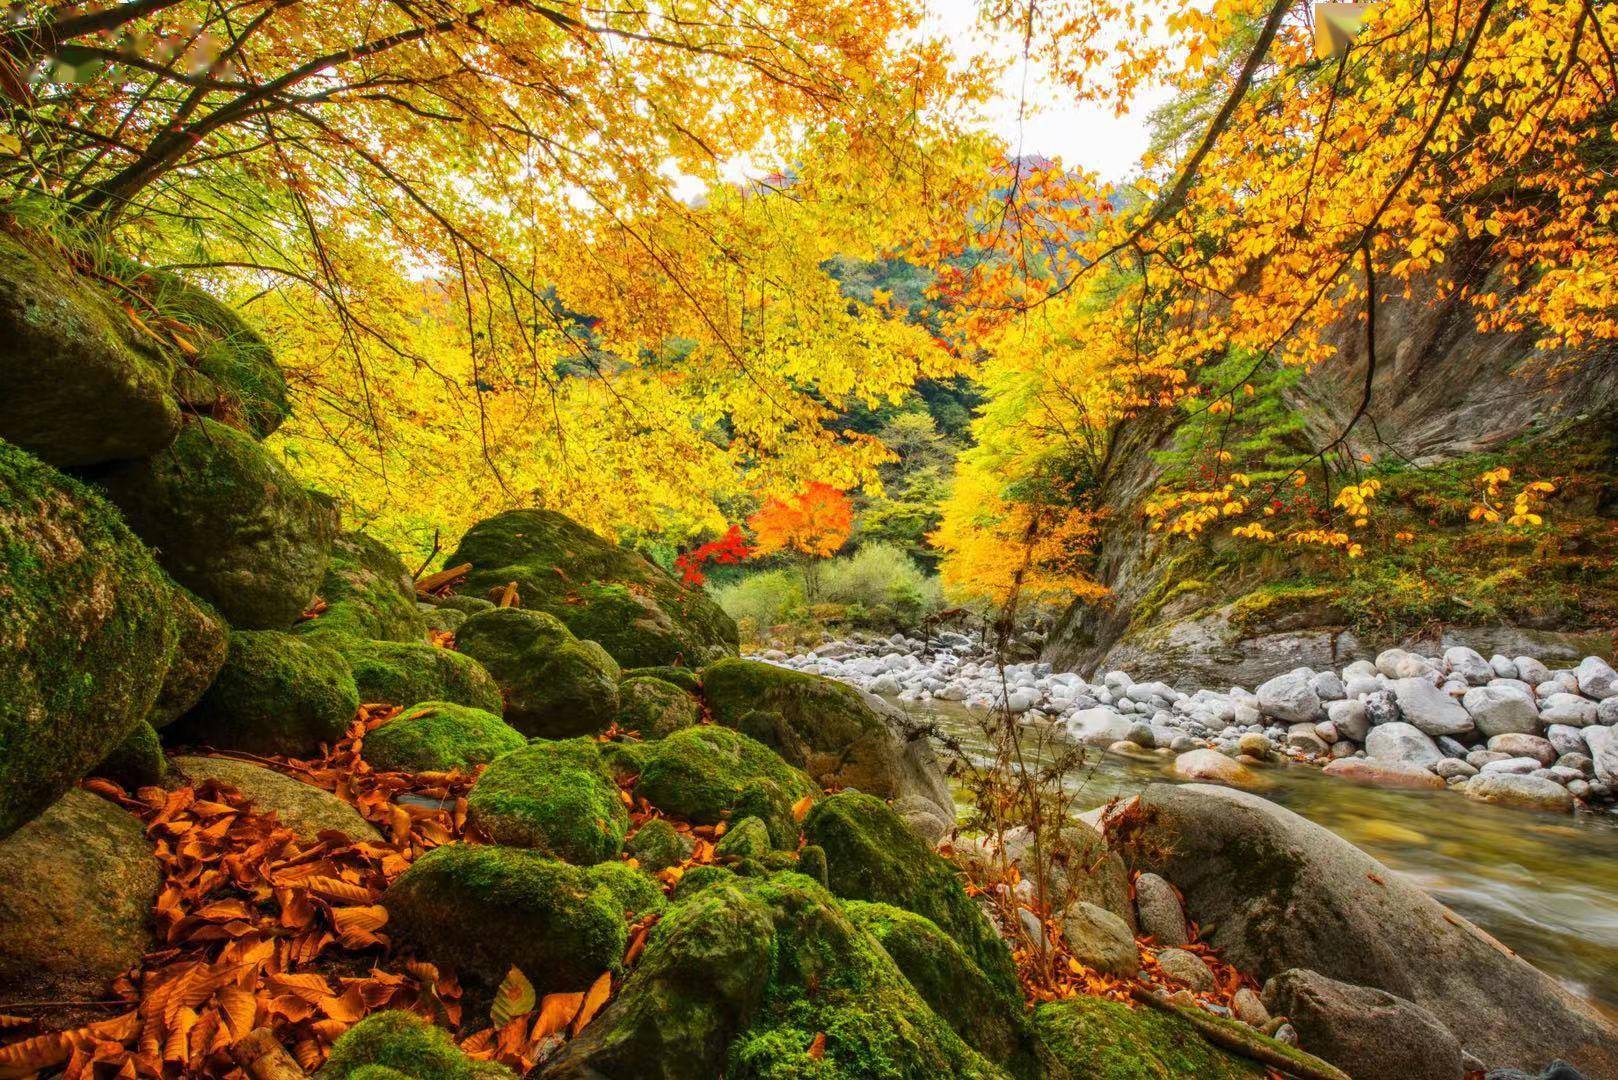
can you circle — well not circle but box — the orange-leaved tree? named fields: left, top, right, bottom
left=748, top=482, right=854, bottom=599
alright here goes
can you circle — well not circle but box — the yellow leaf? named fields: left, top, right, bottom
left=491, top=965, right=536, bottom=1027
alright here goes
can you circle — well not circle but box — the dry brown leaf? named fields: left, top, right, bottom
left=530, top=993, right=584, bottom=1041
left=807, top=1031, right=827, bottom=1059
left=571, top=972, right=611, bottom=1037
left=790, top=794, right=814, bottom=821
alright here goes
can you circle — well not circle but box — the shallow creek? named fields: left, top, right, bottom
left=904, top=697, right=1618, bottom=1017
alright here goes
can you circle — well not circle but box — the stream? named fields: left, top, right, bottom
left=903, top=697, right=1618, bottom=1018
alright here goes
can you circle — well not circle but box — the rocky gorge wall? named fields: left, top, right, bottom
left=1044, top=247, right=1618, bottom=687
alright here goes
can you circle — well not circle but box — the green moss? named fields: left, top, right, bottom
left=466, top=739, right=629, bottom=864
left=846, top=903, right=1056, bottom=1080
left=804, top=792, right=1018, bottom=1000
left=332, top=638, right=503, bottom=714
left=716, top=817, right=772, bottom=860
left=0, top=440, right=182, bottom=836
left=670, top=864, right=737, bottom=900
left=95, top=417, right=337, bottom=629
left=635, top=725, right=817, bottom=825
left=447, top=509, right=738, bottom=668
left=455, top=608, right=619, bottom=737
left=171, top=629, right=358, bottom=756
left=295, top=531, right=427, bottom=643
left=148, top=585, right=228, bottom=729
left=362, top=701, right=523, bottom=773
left=731, top=778, right=800, bottom=849
left=1032, top=996, right=1271, bottom=1079
left=435, top=594, right=495, bottom=616
left=93, top=720, right=168, bottom=789
left=623, top=665, right=702, bottom=693
left=798, top=845, right=828, bottom=887
left=321, top=1011, right=514, bottom=1080
left=588, top=860, right=668, bottom=920
left=384, top=844, right=629, bottom=993
left=617, top=676, right=702, bottom=739
left=626, top=818, right=691, bottom=871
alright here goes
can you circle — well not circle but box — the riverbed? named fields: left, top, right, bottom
left=905, top=697, right=1618, bottom=1017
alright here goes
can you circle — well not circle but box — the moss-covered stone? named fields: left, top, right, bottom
left=171, top=629, right=359, bottom=756
left=383, top=844, right=631, bottom=992
left=434, top=594, right=496, bottom=616
left=424, top=607, right=466, bottom=633
left=296, top=532, right=428, bottom=643
left=0, top=231, right=179, bottom=466
left=846, top=902, right=1059, bottom=1080
left=624, top=665, right=703, bottom=693
left=670, top=864, right=736, bottom=901
left=454, top=608, right=619, bottom=737
left=1032, top=996, right=1273, bottom=1079
left=627, top=818, right=692, bottom=871
left=716, top=817, right=772, bottom=861
left=96, top=418, right=337, bottom=629
left=148, top=585, right=228, bottom=728
left=798, top=845, right=828, bottom=887
left=0, top=789, right=159, bottom=1027
left=589, top=860, right=669, bottom=920
left=635, top=725, right=817, bottom=826
left=174, top=755, right=381, bottom=841
left=0, top=439, right=180, bottom=837
left=466, top=739, right=629, bottom=864
left=321, top=1010, right=514, bottom=1080
left=805, top=792, right=1018, bottom=1000
left=448, top=509, right=738, bottom=668
left=731, top=778, right=800, bottom=850
left=617, top=676, right=702, bottom=739
left=333, top=638, right=503, bottom=714
left=362, top=702, right=523, bottom=773
left=701, top=659, right=913, bottom=798
left=136, top=266, right=291, bottom=440
left=94, top=721, right=169, bottom=789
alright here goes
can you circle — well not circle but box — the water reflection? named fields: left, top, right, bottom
left=908, top=698, right=1618, bottom=1015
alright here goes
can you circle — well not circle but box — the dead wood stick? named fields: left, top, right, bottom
left=1129, top=986, right=1350, bottom=1080
left=415, top=561, right=472, bottom=594
left=231, top=1028, right=307, bottom=1080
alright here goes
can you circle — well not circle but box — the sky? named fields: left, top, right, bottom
left=923, top=0, right=1174, bottom=183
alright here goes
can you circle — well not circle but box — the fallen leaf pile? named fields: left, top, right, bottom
left=0, top=706, right=627, bottom=1078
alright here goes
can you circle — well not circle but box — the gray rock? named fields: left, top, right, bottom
left=1545, top=724, right=1590, bottom=758
left=1436, top=735, right=1471, bottom=759
left=1345, top=674, right=1383, bottom=697
left=1391, top=678, right=1474, bottom=737
left=1489, top=654, right=1520, bottom=680
left=1363, top=690, right=1401, bottom=726
left=1445, top=646, right=1494, bottom=686
left=1485, top=733, right=1556, bottom=766
left=1478, top=756, right=1542, bottom=776
left=1540, top=694, right=1599, bottom=727
left=1257, top=668, right=1324, bottom=723
left=1061, top=901, right=1138, bottom=977
left=1127, top=782, right=1618, bottom=1073
left=1065, top=707, right=1134, bottom=747
left=1133, top=872, right=1190, bottom=947
left=1515, top=657, right=1552, bottom=685
left=1156, top=947, right=1216, bottom=992
left=1365, top=722, right=1443, bottom=767
left=1285, top=724, right=1329, bottom=755
left=1261, top=968, right=1463, bottom=1080
left=1326, top=698, right=1370, bottom=741
left=1556, top=752, right=1594, bottom=776
left=1584, top=725, right=1617, bottom=784
left=1434, top=759, right=1478, bottom=780
left=1310, top=670, right=1347, bottom=701
left=1377, top=648, right=1435, bottom=680
left=1468, top=749, right=1511, bottom=768
left=1462, top=683, right=1540, bottom=738
left=1574, top=656, right=1618, bottom=701
left=1600, top=697, right=1618, bottom=725
left=1465, top=773, right=1576, bottom=814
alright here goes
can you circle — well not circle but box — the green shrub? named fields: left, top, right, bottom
left=713, top=570, right=807, bottom=635
left=819, top=543, right=942, bottom=626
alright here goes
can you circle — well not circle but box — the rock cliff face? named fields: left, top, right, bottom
left=1044, top=251, right=1618, bottom=686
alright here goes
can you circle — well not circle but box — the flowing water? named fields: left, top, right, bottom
left=904, top=697, right=1618, bottom=1017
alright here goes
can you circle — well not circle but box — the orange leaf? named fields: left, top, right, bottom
left=790, top=795, right=814, bottom=822
left=530, top=993, right=584, bottom=1041
left=570, top=973, right=611, bottom=1037
left=808, top=1031, right=826, bottom=1059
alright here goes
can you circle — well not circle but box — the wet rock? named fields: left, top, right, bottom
left=1364, top=722, right=1443, bottom=767
left=1464, top=773, right=1575, bottom=814
left=1321, top=758, right=1445, bottom=790
left=1065, top=707, right=1134, bottom=746
left=1261, top=968, right=1463, bottom=1080
left=1156, top=947, right=1215, bottom=992
left=1173, top=748, right=1256, bottom=786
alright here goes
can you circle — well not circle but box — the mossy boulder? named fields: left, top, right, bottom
left=805, top=792, right=1018, bottom=1000
left=847, top=902, right=1058, bottom=1080
left=94, top=720, right=169, bottom=789
left=433, top=594, right=495, bottom=616
left=135, top=266, right=291, bottom=439
left=454, top=608, right=619, bottom=736
left=634, top=725, right=817, bottom=826
left=171, top=629, right=359, bottom=755
left=383, top=844, right=632, bottom=992
left=448, top=509, right=738, bottom=668
left=96, top=418, right=337, bottom=629
left=362, top=702, right=523, bottom=773
left=0, top=789, right=159, bottom=1028
left=0, top=439, right=180, bottom=837
left=321, top=1010, right=514, bottom=1080
left=296, top=531, right=428, bottom=643
left=730, top=778, right=801, bottom=849
left=1033, top=996, right=1286, bottom=1079
left=148, top=585, right=229, bottom=728
left=334, top=638, right=503, bottom=714
left=588, top=859, right=669, bottom=921
left=466, top=739, right=629, bottom=864
left=617, top=676, right=702, bottom=739
left=624, top=665, right=703, bottom=693
left=715, top=816, right=772, bottom=861
left=627, top=819, right=692, bottom=871
left=544, top=873, right=1006, bottom=1080
left=0, top=230, right=179, bottom=466
left=701, top=659, right=933, bottom=802
left=175, top=755, right=380, bottom=841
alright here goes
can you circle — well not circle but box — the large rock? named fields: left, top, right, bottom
left=1321, top=757, right=1445, bottom=790
left=448, top=509, right=738, bottom=668
left=0, top=231, right=179, bottom=466
left=1574, top=656, right=1618, bottom=700
left=1126, top=783, right=1618, bottom=1073
left=1390, top=678, right=1475, bottom=737
left=361, top=701, right=523, bottom=773
left=1262, top=968, right=1463, bottom=1080
left=702, top=659, right=951, bottom=814
left=96, top=418, right=337, bottom=629
left=294, top=531, right=427, bottom=643
left=174, top=755, right=380, bottom=841
left=1464, top=773, right=1575, bottom=814
left=1462, top=683, right=1541, bottom=738
left=454, top=607, right=618, bottom=737
left=171, top=629, right=359, bottom=756
left=333, top=638, right=503, bottom=714
left=1256, top=668, right=1323, bottom=723
left=148, top=586, right=229, bottom=728
left=1364, top=721, right=1444, bottom=767
left=466, top=739, right=629, bottom=864
left=1172, top=748, right=1256, bottom=785
left=804, top=792, right=1018, bottom=999
left=0, top=440, right=180, bottom=837
left=631, top=724, right=817, bottom=827
left=1064, top=707, right=1133, bottom=746
left=0, top=789, right=159, bottom=1024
